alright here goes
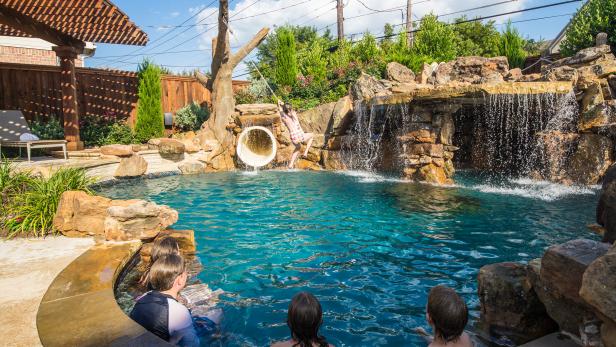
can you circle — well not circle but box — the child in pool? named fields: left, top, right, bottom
left=277, top=100, right=315, bottom=169
left=140, top=236, right=181, bottom=289
left=271, top=292, right=333, bottom=347
left=416, top=285, right=474, bottom=347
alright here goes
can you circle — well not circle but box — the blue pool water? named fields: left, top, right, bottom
left=101, top=171, right=599, bottom=346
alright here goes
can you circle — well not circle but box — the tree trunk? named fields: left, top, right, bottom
left=197, top=0, right=269, bottom=170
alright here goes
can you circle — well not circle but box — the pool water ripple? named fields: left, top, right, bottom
left=102, top=171, right=599, bottom=346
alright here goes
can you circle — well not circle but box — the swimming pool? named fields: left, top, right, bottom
left=102, top=171, right=598, bottom=346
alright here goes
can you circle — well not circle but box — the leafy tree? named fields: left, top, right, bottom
left=275, top=28, right=298, bottom=87
left=499, top=21, right=527, bottom=69
left=454, top=17, right=501, bottom=57
left=524, top=38, right=548, bottom=56
left=412, top=14, right=458, bottom=69
left=560, top=0, right=616, bottom=56
left=134, top=59, right=164, bottom=143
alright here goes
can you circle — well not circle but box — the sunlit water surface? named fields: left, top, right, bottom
left=100, top=170, right=599, bottom=346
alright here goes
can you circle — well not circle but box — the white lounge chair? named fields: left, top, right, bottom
left=0, top=110, right=67, bottom=162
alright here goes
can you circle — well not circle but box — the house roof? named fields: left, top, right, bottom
left=0, top=0, right=148, bottom=46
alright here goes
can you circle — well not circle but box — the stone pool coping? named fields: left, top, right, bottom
left=36, top=241, right=171, bottom=347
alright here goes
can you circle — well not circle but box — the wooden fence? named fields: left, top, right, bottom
left=0, top=62, right=249, bottom=125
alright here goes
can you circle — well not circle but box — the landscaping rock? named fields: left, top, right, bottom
left=433, top=56, right=508, bottom=85
left=517, top=73, right=541, bottom=82
left=296, top=158, right=321, bottom=170
left=147, top=138, right=162, bottom=150
left=580, top=247, right=616, bottom=324
left=477, top=262, right=558, bottom=344
left=351, top=72, right=389, bottom=101
left=414, top=163, right=450, bottom=185
left=54, top=191, right=133, bottom=237
left=331, top=96, right=354, bottom=135
left=407, top=143, right=444, bottom=158
left=564, top=45, right=612, bottom=66
left=321, top=150, right=346, bottom=170
left=568, top=134, right=613, bottom=185
left=158, top=138, right=185, bottom=161
left=438, top=114, right=455, bottom=145
left=504, top=68, right=522, bottom=81
left=178, top=138, right=201, bottom=153
left=597, top=179, right=616, bottom=243
left=100, top=144, right=134, bottom=157
left=528, top=257, right=599, bottom=336
left=299, top=102, right=336, bottom=134
left=579, top=81, right=609, bottom=131
left=386, top=62, right=416, bottom=83
left=543, top=66, right=578, bottom=84
left=541, top=239, right=610, bottom=303
left=114, top=154, right=148, bottom=178
left=178, top=160, right=205, bottom=175
left=237, top=114, right=279, bottom=127
left=417, top=62, right=438, bottom=84
left=104, top=200, right=178, bottom=241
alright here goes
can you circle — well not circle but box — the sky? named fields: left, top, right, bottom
left=87, top=0, right=586, bottom=76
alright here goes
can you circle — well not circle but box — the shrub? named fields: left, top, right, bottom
left=560, top=0, right=616, bottom=56
left=413, top=14, right=458, bottom=64
left=134, top=59, right=164, bottom=143
left=30, top=118, right=64, bottom=140
left=454, top=17, right=501, bottom=57
left=2, top=167, right=95, bottom=238
left=81, top=117, right=135, bottom=147
left=275, top=28, right=298, bottom=87
left=0, top=158, right=33, bottom=212
left=174, top=102, right=209, bottom=131
left=499, top=21, right=527, bottom=69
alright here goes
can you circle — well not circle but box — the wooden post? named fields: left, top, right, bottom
left=53, top=46, right=84, bottom=151
left=406, top=0, right=413, bottom=47
left=336, top=0, right=344, bottom=41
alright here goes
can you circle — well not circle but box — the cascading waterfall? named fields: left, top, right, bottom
left=472, top=91, right=578, bottom=177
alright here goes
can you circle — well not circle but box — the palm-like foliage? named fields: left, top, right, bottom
left=2, top=167, right=96, bottom=238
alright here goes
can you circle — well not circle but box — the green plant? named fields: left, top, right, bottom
left=560, top=0, right=616, bottom=56
left=413, top=14, right=458, bottom=63
left=174, top=102, right=209, bottom=131
left=275, top=28, right=298, bottom=87
left=30, top=118, right=64, bottom=140
left=3, top=168, right=95, bottom=238
left=104, top=122, right=135, bottom=145
left=453, top=17, right=501, bottom=57
left=0, top=158, right=33, bottom=211
left=134, top=59, right=164, bottom=143
left=499, top=21, right=527, bottom=69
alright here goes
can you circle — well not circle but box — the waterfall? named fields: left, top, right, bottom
left=473, top=92, right=578, bottom=177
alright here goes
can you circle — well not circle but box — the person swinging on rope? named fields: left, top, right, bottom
left=277, top=100, right=314, bottom=169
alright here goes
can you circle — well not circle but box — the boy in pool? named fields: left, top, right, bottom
left=277, top=100, right=314, bottom=169
left=271, top=292, right=333, bottom=347
left=131, top=254, right=200, bottom=347
left=416, top=285, right=473, bottom=347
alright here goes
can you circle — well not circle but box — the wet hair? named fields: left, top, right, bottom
left=287, top=292, right=329, bottom=347
left=139, top=237, right=180, bottom=288
left=283, top=102, right=293, bottom=114
left=427, top=285, right=468, bottom=343
left=148, top=254, right=186, bottom=291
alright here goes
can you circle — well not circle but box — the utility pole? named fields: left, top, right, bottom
left=406, top=0, right=413, bottom=47
left=336, top=0, right=344, bottom=41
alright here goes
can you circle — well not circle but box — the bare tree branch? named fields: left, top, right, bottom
left=230, top=27, right=270, bottom=68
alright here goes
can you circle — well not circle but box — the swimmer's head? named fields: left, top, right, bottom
left=151, top=236, right=180, bottom=264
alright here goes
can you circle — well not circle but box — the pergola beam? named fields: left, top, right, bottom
left=0, top=4, right=84, bottom=49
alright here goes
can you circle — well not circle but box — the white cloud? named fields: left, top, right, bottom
left=191, top=0, right=532, bottom=76
left=170, top=11, right=181, bottom=17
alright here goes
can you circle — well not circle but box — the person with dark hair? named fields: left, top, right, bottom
left=130, top=254, right=200, bottom=347
left=139, top=236, right=181, bottom=289
left=271, top=292, right=333, bottom=347
left=424, top=285, right=473, bottom=347
left=277, top=100, right=315, bottom=169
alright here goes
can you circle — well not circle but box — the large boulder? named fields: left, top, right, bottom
left=534, top=131, right=579, bottom=182
left=321, top=150, right=346, bottom=170
left=417, top=62, right=439, bottom=84
left=235, top=103, right=278, bottom=115
left=104, top=200, right=179, bottom=241
left=158, top=138, right=186, bottom=161
left=330, top=96, right=354, bottom=135
left=579, top=81, right=610, bottom=131
left=299, top=102, right=336, bottom=134
left=533, top=239, right=610, bottom=334
left=178, top=160, right=205, bottom=175
left=478, top=262, right=558, bottom=344
left=386, top=62, right=416, bottom=83
left=552, top=45, right=612, bottom=67
left=568, top=134, right=613, bottom=185
left=350, top=72, right=389, bottom=101
left=100, top=144, right=134, bottom=157
left=114, top=154, right=148, bottom=178
left=542, top=66, right=578, bottom=84
left=597, top=181, right=616, bottom=243
left=54, top=191, right=133, bottom=237
left=432, top=56, right=508, bottom=85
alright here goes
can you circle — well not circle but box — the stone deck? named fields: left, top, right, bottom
left=0, top=236, right=94, bottom=347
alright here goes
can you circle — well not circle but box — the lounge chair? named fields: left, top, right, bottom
left=0, top=110, right=67, bottom=162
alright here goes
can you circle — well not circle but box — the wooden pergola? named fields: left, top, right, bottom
left=0, top=0, right=148, bottom=150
